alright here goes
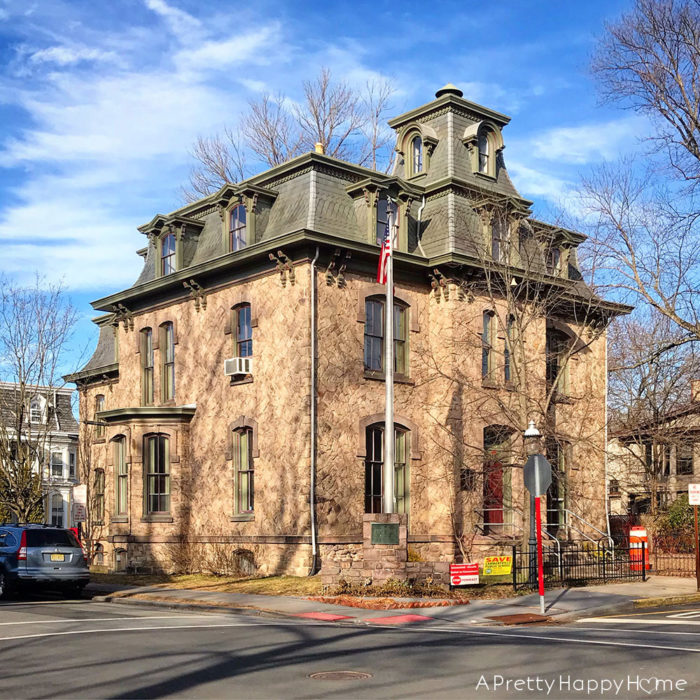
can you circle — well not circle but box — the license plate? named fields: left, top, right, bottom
left=50, top=553, right=65, bottom=562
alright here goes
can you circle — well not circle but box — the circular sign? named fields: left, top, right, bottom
left=451, top=575, right=461, bottom=585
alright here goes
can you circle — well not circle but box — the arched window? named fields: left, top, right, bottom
left=481, top=311, right=495, bottom=380
left=48, top=492, right=65, bottom=527
left=94, top=469, right=105, bottom=523
left=234, top=303, right=252, bottom=358
left=364, top=423, right=409, bottom=514
left=29, top=395, right=45, bottom=424
left=233, top=427, right=254, bottom=515
left=161, top=233, right=176, bottom=275
left=411, top=135, right=423, bottom=175
left=93, top=542, right=104, bottom=566
left=144, top=434, right=170, bottom=515
left=95, top=394, right=105, bottom=437
left=140, top=328, right=154, bottom=405
left=363, top=297, right=407, bottom=375
left=160, top=322, right=175, bottom=401
left=230, top=204, right=247, bottom=251
left=482, top=426, right=513, bottom=533
left=478, top=129, right=490, bottom=174
left=113, top=436, right=128, bottom=516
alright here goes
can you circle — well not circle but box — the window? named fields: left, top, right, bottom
left=460, top=467, right=478, bottom=491
left=482, top=426, right=512, bottom=532
left=95, top=394, right=105, bottom=437
left=51, top=452, right=63, bottom=479
left=49, top=493, right=64, bottom=527
left=677, top=444, right=694, bottom=475
left=547, top=246, right=561, bottom=275
left=364, top=424, right=409, bottom=514
left=29, top=396, right=44, bottom=424
left=235, top=304, right=252, bottom=357
left=546, top=439, right=568, bottom=536
left=363, top=298, right=408, bottom=375
left=94, top=470, right=105, bottom=523
left=68, top=450, right=76, bottom=479
left=114, top=437, right=128, bottom=516
left=230, top=204, right=247, bottom=251
left=546, top=328, right=570, bottom=396
left=233, top=428, right=254, bottom=514
left=376, top=198, right=389, bottom=246
left=609, top=478, right=621, bottom=495
left=411, top=135, right=423, bottom=175
left=504, top=315, right=514, bottom=383
left=161, top=233, right=176, bottom=275
left=161, top=322, right=175, bottom=401
left=491, top=216, right=510, bottom=264
left=94, top=543, right=104, bottom=566
left=478, top=129, right=490, bottom=174
left=481, top=311, right=495, bottom=380
left=141, top=328, right=154, bottom=405
left=144, top=434, right=170, bottom=514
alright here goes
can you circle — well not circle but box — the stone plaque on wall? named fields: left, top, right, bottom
left=371, top=523, right=400, bottom=545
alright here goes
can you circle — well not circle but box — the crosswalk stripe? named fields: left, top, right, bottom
left=579, top=617, right=700, bottom=626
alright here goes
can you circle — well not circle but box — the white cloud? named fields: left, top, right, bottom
left=28, top=45, right=120, bottom=67
left=530, top=117, right=645, bottom=164
left=508, top=161, right=573, bottom=203
left=143, top=0, right=201, bottom=39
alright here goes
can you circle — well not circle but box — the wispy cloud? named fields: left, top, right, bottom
left=28, top=45, right=120, bottom=67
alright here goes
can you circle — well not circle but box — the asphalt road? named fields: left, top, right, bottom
left=1, top=595, right=699, bottom=699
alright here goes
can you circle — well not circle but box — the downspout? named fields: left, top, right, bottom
left=416, top=195, right=427, bottom=258
left=308, top=246, right=320, bottom=575
left=604, top=327, right=611, bottom=542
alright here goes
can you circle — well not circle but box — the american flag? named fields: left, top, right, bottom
left=376, top=218, right=392, bottom=284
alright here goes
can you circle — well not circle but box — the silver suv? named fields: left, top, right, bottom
left=0, top=524, right=90, bottom=598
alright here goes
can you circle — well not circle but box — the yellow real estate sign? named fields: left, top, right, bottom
left=483, top=555, right=513, bottom=575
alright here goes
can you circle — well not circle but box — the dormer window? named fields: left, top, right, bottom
left=547, top=247, right=561, bottom=275
left=161, top=233, right=176, bottom=275
left=465, top=121, right=502, bottom=178
left=230, top=204, right=247, bottom=251
left=29, top=396, right=45, bottom=424
left=478, top=130, right=490, bottom=174
left=411, top=135, right=423, bottom=175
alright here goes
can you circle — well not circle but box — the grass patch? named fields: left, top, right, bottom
left=89, top=572, right=323, bottom=597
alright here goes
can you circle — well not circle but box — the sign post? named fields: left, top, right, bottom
left=523, top=453, right=552, bottom=615
left=689, top=484, right=700, bottom=592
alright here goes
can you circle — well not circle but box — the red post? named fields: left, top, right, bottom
left=535, top=495, right=545, bottom=614
left=695, top=505, right=699, bottom=593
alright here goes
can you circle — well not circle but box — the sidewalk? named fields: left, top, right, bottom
left=88, top=575, right=700, bottom=626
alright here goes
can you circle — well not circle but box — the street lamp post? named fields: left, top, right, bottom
left=524, top=420, right=541, bottom=584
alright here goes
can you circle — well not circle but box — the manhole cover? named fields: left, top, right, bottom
left=309, top=671, right=373, bottom=681
left=486, top=613, right=550, bottom=625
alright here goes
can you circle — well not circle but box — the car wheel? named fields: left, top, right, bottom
left=0, top=571, right=9, bottom=600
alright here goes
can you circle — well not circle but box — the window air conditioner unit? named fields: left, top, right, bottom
left=224, top=357, right=252, bottom=377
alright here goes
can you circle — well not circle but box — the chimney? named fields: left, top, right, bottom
left=314, top=142, right=324, bottom=154
left=692, top=379, right=700, bottom=402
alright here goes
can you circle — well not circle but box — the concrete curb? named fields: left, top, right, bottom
left=633, top=592, right=700, bottom=608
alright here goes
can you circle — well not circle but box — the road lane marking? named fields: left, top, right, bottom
left=668, top=611, right=700, bottom=619
left=570, top=625, right=700, bottom=637
left=0, top=615, right=221, bottom=626
left=578, top=617, right=700, bottom=626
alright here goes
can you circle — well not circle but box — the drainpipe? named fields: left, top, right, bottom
left=308, top=246, right=320, bottom=575
left=416, top=195, right=427, bottom=257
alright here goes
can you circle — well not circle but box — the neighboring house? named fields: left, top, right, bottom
left=608, top=383, right=699, bottom=516
left=66, top=85, right=629, bottom=576
left=0, top=382, right=79, bottom=526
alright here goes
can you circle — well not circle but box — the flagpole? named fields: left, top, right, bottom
left=383, top=200, right=395, bottom=514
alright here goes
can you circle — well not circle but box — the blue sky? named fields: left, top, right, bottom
left=0, top=0, right=646, bottom=374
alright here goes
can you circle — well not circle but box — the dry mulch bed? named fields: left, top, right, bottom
left=306, top=595, right=470, bottom=609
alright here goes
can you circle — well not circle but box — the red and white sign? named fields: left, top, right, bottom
left=450, top=563, right=479, bottom=586
left=689, top=483, right=700, bottom=506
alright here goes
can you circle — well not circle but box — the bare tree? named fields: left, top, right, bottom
left=183, top=69, right=395, bottom=200
left=592, top=0, right=700, bottom=185
left=586, top=1, right=700, bottom=346
left=0, top=277, right=77, bottom=522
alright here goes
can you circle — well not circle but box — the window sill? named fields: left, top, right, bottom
left=364, top=370, right=414, bottom=385
left=92, top=438, right=106, bottom=445
left=231, top=514, right=254, bottom=522
left=161, top=399, right=176, bottom=407
left=111, top=516, right=129, bottom=523
left=230, top=375, right=254, bottom=386
left=140, top=515, right=173, bottom=523
left=474, top=171, right=497, bottom=182
left=481, top=378, right=499, bottom=390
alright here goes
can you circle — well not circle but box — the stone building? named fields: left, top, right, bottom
left=66, top=85, right=629, bottom=578
left=0, top=382, right=79, bottom=527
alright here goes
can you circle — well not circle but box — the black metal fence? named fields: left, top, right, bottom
left=650, top=531, right=695, bottom=577
left=512, top=541, right=646, bottom=590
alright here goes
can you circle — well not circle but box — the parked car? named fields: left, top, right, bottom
left=0, top=524, right=89, bottom=598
